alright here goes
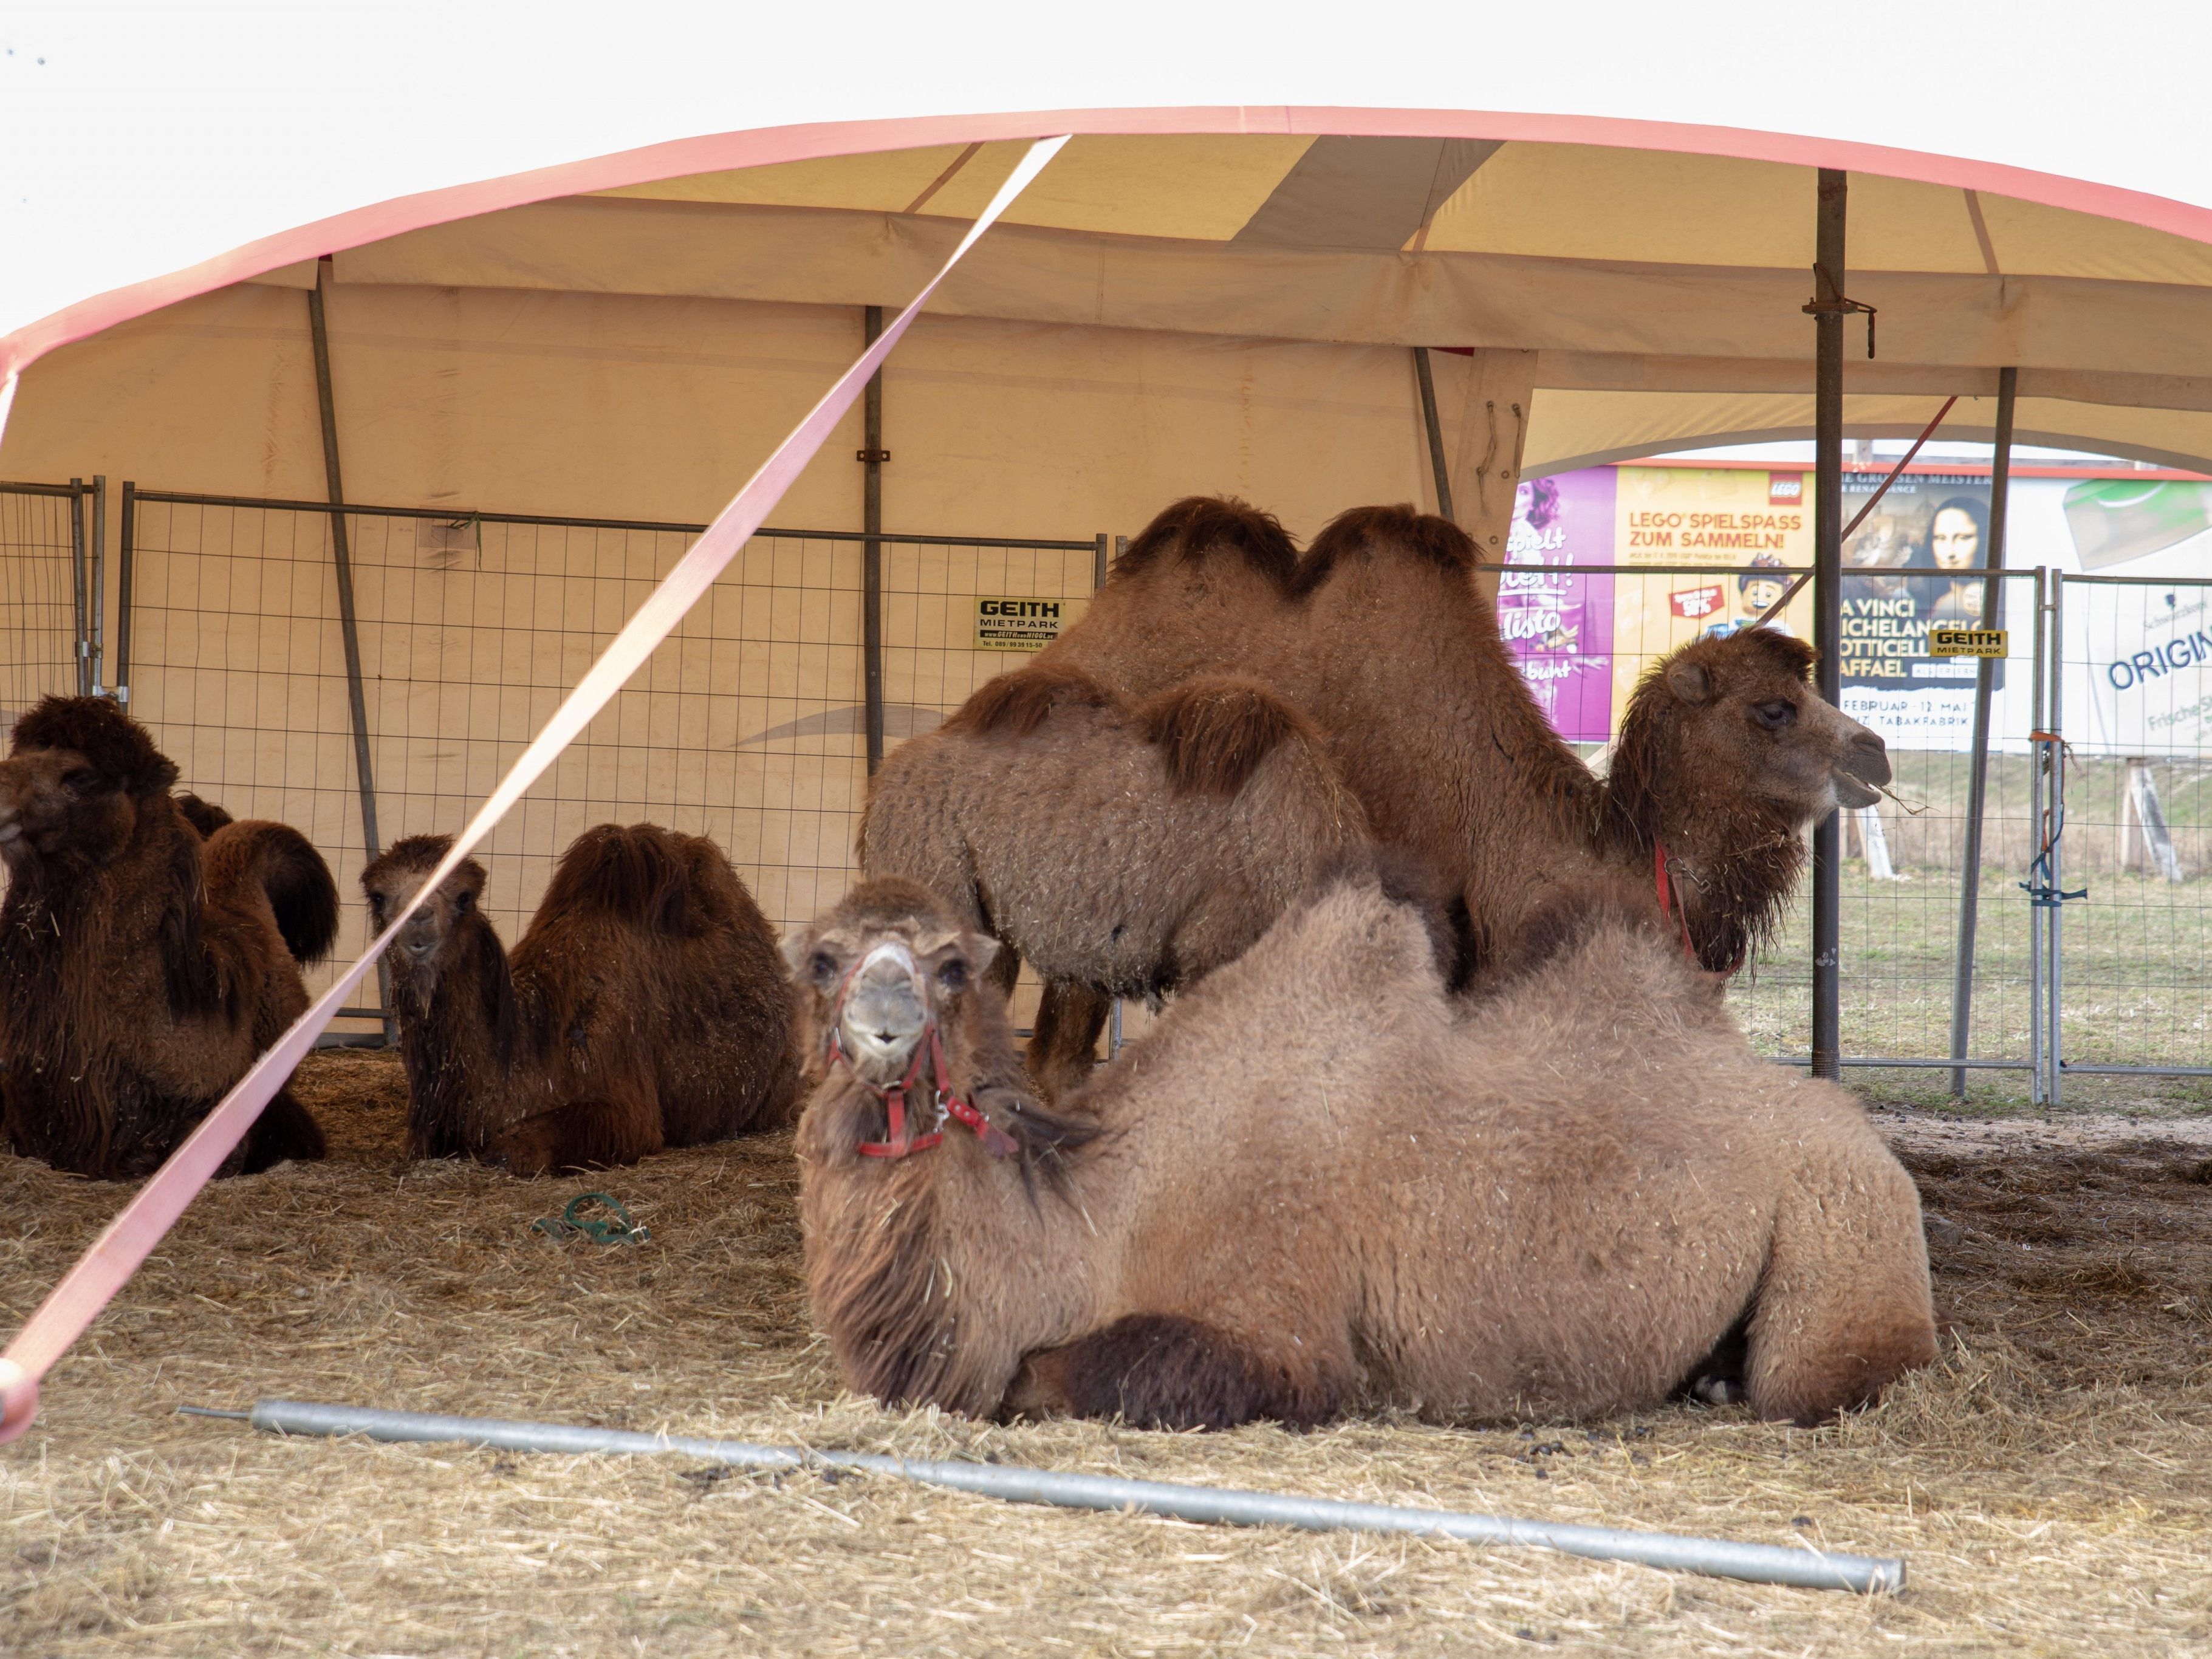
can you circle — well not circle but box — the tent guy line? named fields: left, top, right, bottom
left=0, top=132, right=1073, bottom=1447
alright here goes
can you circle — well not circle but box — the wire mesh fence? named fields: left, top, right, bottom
left=2054, top=571, right=2212, bottom=1076
left=116, top=488, right=1101, bottom=1032
left=0, top=481, right=91, bottom=719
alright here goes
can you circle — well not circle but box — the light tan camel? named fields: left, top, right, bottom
left=1021, top=498, right=1892, bottom=1069
left=859, top=666, right=1375, bottom=1095
left=790, top=864, right=1936, bottom=1429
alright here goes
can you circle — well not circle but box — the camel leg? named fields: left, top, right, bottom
left=494, top=1096, right=665, bottom=1177
left=240, top=1087, right=328, bottom=1172
left=1026, top=981, right=1111, bottom=1103
left=1744, top=1146, right=1939, bottom=1426
left=1005, top=1314, right=1344, bottom=1431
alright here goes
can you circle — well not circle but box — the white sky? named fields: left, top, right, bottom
left=4, top=1, right=2212, bottom=341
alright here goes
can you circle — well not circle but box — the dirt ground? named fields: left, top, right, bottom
left=4, top=1050, right=2211, bottom=1657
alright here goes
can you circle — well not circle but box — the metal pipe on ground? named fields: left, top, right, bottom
left=181, top=1398, right=1905, bottom=1595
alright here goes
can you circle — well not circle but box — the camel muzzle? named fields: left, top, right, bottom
left=1831, top=728, right=1891, bottom=809
left=837, top=945, right=930, bottom=1083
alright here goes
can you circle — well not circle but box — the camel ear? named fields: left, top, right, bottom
left=781, top=931, right=813, bottom=977
left=962, top=934, right=1000, bottom=978
left=1666, top=659, right=1714, bottom=706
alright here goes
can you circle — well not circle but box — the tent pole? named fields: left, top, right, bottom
left=90, top=476, right=107, bottom=695
left=1412, top=348, right=1456, bottom=521
left=1809, top=170, right=1847, bottom=1082
left=114, top=482, right=134, bottom=703
left=862, top=304, right=886, bottom=776
left=308, top=272, right=391, bottom=1044
left=69, top=478, right=90, bottom=696
left=1949, top=366, right=2015, bottom=1095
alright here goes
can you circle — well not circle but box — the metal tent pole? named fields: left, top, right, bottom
left=861, top=304, right=886, bottom=776
left=1413, top=347, right=1457, bottom=521
left=2047, top=576, right=2066, bottom=1105
left=1948, top=366, right=2015, bottom=1095
left=67, top=478, right=89, bottom=695
left=1809, top=170, right=1848, bottom=1082
left=1092, top=532, right=1109, bottom=591
left=89, top=476, right=106, bottom=694
left=114, top=481, right=135, bottom=703
left=308, top=275, right=391, bottom=1044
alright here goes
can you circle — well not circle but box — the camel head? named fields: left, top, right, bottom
left=1617, top=629, right=1890, bottom=832
left=0, top=696, right=182, bottom=874
left=786, top=878, right=999, bottom=1090
left=360, top=834, right=490, bottom=994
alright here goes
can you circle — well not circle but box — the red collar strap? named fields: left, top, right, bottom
left=831, top=1019, right=1018, bottom=1161
left=1653, top=840, right=1747, bottom=979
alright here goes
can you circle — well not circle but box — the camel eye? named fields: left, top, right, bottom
left=1751, top=700, right=1796, bottom=731
left=451, top=889, right=475, bottom=915
left=61, top=768, right=97, bottom=792
left=937, top=959, right=968, bottom=992
left=808, top=951, right=840, bottom=987
left=367, top=896, right=388, bottom=926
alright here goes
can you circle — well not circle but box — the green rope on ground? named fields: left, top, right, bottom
left=530, top=1192, right=649, bottom=1245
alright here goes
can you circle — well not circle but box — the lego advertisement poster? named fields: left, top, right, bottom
left=1608, top=467, right=1817, bottom=731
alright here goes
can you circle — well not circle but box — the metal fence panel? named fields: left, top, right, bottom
left=2055, top=571, right=2212, bottom=1075
left=120, top=490, right=1099, bottom=1028
left=0, top=482, right=89, bottom=720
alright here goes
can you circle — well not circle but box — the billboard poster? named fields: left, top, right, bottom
left=1608, top=466, right=1815, bottom=728
left=1837, top=470, right=2002, bottom=750
left=1499, top=470, right=1618, bottom=741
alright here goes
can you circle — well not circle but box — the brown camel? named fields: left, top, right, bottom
left=360, top=824, right=800, bottom=1175
left=0, top=696, right=337, bottom=1178
left=174, top=793, right=234, bottom=838
left=791, top=864, right=1936, bottom=1429
left=859, top=666, right=1375, bottom=1097
left=1023, top=498, right=1892, bottom=1063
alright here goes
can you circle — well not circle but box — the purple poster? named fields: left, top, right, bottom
left=1498, top=471, right=1617, bottom=741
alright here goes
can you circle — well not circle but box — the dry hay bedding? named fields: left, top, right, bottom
left=3, top=1050, right=2211, bottom=1656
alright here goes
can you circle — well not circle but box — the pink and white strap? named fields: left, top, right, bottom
left=0, top=135, right=1070, bottom=1443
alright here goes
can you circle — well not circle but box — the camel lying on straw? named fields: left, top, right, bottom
left=789, top=861, right=1936, bottom=1430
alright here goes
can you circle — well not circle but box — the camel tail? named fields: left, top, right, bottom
left=174, top=793, right=234, bottom=838
left=1112, top=496, right=1301, bottom=590
left=207, top=821, right=341, bottom=965
left=941, top=663, right=1117, bottom=741
left=1136, top=677, right=1317, bottom=798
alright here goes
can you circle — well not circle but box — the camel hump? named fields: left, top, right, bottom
left=1477, top=878, right=1695, bottom=996
left=1136, top=676, right=1318, bottom=798
left=174, top=793, right=233, bottom=838
left=206, top=821, right=341, bottom=965
left=542, top=822, right=719, bottom=937
left=942, top=663, right=1118, bottom=741
left=1112, top=496, right=1301, bottom=591
left=1293, top=504, right=1479, bottom=598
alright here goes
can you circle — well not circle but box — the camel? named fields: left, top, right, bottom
left=1019, top=498, right=1892, bottom=1067
left=791, top=864, right=1936, bottom=1429
left=860, top=667, right=1378, bottom=1096
left=0, top=696, right=337, bottom=1178
left=175, top=793, right=233, bottom=838
left=359, top=824, right=800, bottom=1175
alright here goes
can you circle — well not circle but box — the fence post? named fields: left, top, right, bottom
left=1809, top=169, right=1847, bottom=1083
left=1093, top=532, right=1109, bottom=592
left=2047, top=573, right=2066, bottom=1104
left=114, top=482, right=135, bottom=704
left=2025, top=569, right=2049, bottom=1104
left=89, top=476, right=106, bottom=695
left=861, top=304, right=886, bottom=775
left=1949, top=366, right=2015, bottom=1095
left=67, top=479, right=90, bottom=696
left=308, top=276, right=392, bottom=1044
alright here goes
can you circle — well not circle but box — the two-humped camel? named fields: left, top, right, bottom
left=862, top=499, right=1885, bottom=1097
left=0, top=696, right=338, bottom=1178
left=360, top=825, right=799, bottom=1174
left=790, top=863, right=1936, bottom=1429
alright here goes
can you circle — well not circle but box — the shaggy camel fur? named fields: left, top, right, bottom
left=859, top=668, right=1373, bottom=1098
left=1022, top=497, right=1892, bottom=1066
left=792, top=865, right=1936, bottom=1431
left=360, top=825, right=800, bottom=1175
left=0, top=697, right=337, bottom=1178
left=174, top=793, right=233, bottom=838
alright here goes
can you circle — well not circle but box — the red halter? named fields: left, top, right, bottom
left=826, top=953, right=1018, bottom=1161
left=1652, top=840, right=1748, bottom=978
